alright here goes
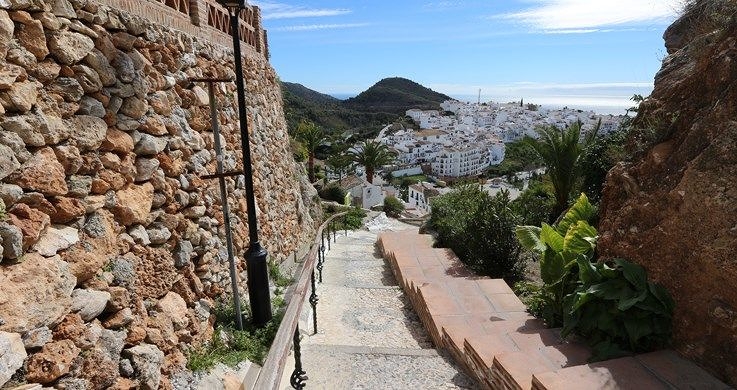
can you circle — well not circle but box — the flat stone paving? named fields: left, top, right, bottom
left=281, top=220, right=478, bottom=389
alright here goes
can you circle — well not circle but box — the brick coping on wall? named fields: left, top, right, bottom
left=95, top=0, right=269, bottom=58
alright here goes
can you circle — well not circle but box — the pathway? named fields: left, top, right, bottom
left=281, top=217, right=478, bottom=389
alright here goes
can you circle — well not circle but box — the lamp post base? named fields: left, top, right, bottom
left=246, top=241, right=273, bottom=326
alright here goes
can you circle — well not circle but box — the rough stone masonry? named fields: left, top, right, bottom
left=0, top=0, right=320, bottom=388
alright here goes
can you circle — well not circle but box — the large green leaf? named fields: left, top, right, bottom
left=540, top=223, right=564, bottom=252
left=556, top=193, right=595, bottom=235
left=515, top=225, right=544, bottom=252
left=576, top=254, right=601, bottom=285
left=540, top=251, right=567, bottom=285
left=563, top=220, right=598, bottom=254
left=648, top=283, right=675, bottom=313
left=617, top=289, right=648, bottom=311
left=615, top=258, right=647, bottom=291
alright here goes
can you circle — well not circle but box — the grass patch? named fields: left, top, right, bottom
left=187, top=294, right=287, bottom=372
left=268, top=259, right=293, bottom=288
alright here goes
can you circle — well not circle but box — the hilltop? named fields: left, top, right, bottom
left=280, top=77, right=451, bottom=138
left=344, top=77, right=452, bottom=115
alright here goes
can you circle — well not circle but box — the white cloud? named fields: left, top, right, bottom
left=500, top=0, right=679, bottom=32
left=272, top=23, right=370, bottom=32
left=253, top=1, right=350, bottom=20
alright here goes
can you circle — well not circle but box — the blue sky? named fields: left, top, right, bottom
left=254, top=0, right=682, bottom=113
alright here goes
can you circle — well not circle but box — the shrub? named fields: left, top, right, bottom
left=319, top=185, right=347, bottom=204
left=430, top=185, right=524, bottom=282
left=511, top=180, right=555, bottom=225
left=332, top=207, right=367, bottom=231
left=383, top=196, right=404, bottom=217
left=516, top=194, right=674, bottom=361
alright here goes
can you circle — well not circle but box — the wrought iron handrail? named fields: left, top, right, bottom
left=252, top=211, right=348, bottom=389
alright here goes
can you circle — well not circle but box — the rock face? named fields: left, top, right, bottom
left=0, top=331, right=26, bottom=388
left=0, top=0, right=319, bottom=388
left=598, top=2, right=737, bottom=386
left=0, top=253, right=76, bottom=334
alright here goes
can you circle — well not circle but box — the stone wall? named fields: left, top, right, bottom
left=0, top=0, right=319, bottom=388
left=598, top=1, right=737, bottom=386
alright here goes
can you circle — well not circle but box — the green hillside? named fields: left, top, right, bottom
left=343, top=77, right=452, bottom=114
left=280, top=77, right=451, bottom=138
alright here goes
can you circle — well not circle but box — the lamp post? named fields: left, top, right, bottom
left=218, top=0, right=272, bottom=326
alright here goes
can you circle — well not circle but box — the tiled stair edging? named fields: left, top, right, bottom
left=378, top=231, right=730, bottom=390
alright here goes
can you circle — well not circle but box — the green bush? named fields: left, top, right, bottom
left=334, top=207, right=367, bottom=231
left=383, top=196, right=404, bottom=217
left=516, top=194, right=674, bottom=361
left=430, top=185, right=524, bottom=282
left=319, top=185, right=347, bottom=204
left=511, top=180, right=555, bottom=225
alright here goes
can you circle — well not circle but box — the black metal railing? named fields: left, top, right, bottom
left=251, top=212, right=345, bottom=389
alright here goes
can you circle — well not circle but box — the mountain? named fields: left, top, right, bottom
left=343, top=77, right=452, bottom=115
left=281, top=82, right=340, bottom=106
left=280, top=77, right=450, bottom=138
left=280, top=81, right=396, bottom=138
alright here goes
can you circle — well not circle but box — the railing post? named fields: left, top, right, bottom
left=333, top=222, right=336, bottom=243
left=317, top=242, right=324, bottom=283
left=290, top=325, right=307, bottom=389
left=309, top=269, right=318, bottom=334
left=326, top=228, right=331, bottom=251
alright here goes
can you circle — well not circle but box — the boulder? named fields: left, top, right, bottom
left=0, top=10, right=13, bottom=58
left=71, top=289, right=111, bottom=321
left=123, top=344, right=164, bottom=390
left=7, top=203, right=50, bottom=251
left=16, top=19, right=47, bottom=60
left=32, top=225, right=79, bottom=256
left=67, top=115, right=107, bottom=152
left=0, top=144, right=19, bottom=181
left=61, top=211, right=117, bottom=283
left=22, top=326, right=52, bottom=350
left=112, top=183, right=154, bottom=226
left=0, top=222, right=22, bottom=260
left=25, top=339, right=80, bottom=384
left=0, top=253, right=75, bottom=334
left=47, top=30, right=95, bottom=65
left=0, top=332, right=25, bottom=387
left=7, top=147, right=68, bottom=196
left=50, top=196, right=86, bottom=223
left=155, top=292, right=188, bottom=331
left=0, top=80, right=38, bottom=112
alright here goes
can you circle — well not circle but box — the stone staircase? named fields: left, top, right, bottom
left=378, top=230, right=730, bottom=390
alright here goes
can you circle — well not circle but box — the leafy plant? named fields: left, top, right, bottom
left=348, top=140, right=396, bottom=184
left=383, top=196, right=404, bottom=217
left=516, top=193, right=597, bottom=326
left=516, top=193, right=674, bottom=361
left=563, top=258, right=674, bottom=361
left=268, top=259, right=292, bottom=288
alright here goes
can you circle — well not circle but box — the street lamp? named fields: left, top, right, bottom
left=217, top=0, right=272, bottom=326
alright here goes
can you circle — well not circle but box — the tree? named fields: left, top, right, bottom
left=522, top=120, right=599, bottom=219
left=295, top=120, right=325, bottom=183
left=349, top=140, right=395, bottom=184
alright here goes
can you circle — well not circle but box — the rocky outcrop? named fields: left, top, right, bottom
left=598, top=1, right=737, bottom=386
left=0, top=0, right=318, bottom=387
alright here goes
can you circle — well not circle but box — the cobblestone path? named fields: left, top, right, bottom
left=282, top=219, right=478, bottom=389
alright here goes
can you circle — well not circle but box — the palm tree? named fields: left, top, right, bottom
left=349, top=140, right=395, bottom=184
left=295, top=120, right=325, bottom=183
left=523, top=120, right=599, bottom=219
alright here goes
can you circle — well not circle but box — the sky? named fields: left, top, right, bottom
left=253, top=0, right=684, bottom=114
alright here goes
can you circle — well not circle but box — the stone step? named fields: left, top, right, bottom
left=491, top=342, right=591, bottom=390
left=531, top=351, right=732, bottom=390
